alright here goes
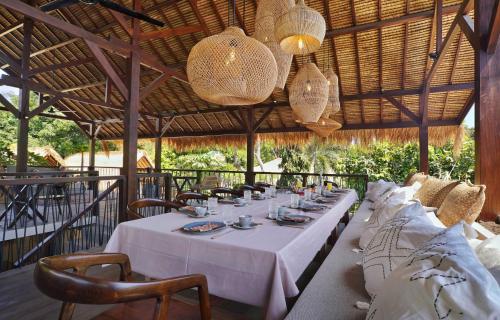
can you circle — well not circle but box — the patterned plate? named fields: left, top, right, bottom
left=181, top=221, right=226, bottom=234
left=276, top=214, right=314, bottom=225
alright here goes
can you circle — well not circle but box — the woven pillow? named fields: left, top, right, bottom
left=437, top=182, right=486, bottom=226
left=404, top=172, right=427, bottom=186
left=414, top=177, right=458, bottom=207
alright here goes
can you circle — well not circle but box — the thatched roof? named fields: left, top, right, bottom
left=0, top=0, right=473, bottom=147
left=64, top=150, right=153, bottom=168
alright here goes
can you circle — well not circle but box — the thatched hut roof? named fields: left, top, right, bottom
left=0, top=0, right=473, bottom=147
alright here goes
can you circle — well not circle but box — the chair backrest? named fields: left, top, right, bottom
left=34, top=253, right=211, bottom=320
left=175, top=192, right=209, bottom=206
left=210, top=187, right=242, bottom=198
left=127, top=198, right=181, bottom=220
left=238, top=184, right=265, bottom=193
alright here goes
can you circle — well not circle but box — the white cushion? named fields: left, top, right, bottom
left=359, top=184, right=421, bottom=249
left=362, top=202, right=443, bottom=296
left=370, top=186, right=399, bottom=210
left=365, top=180, right=397, bottom=202
left=425, top=211, right=447, bottom=228
left=367, top=224, right=500, bottom=319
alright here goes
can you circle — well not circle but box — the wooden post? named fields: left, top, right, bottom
left=15, top=15, right=33, bottom=173
left=419, top=88, right=430, bottom=174
left=154, top=118, right=162, bottom=172
left=475, top=0, right=500, bottom=221
left=122, top=0, right=142, bottom=204
left=89, top=123, right=96, bottom=170
left=245, top=108, right=255, bottom=185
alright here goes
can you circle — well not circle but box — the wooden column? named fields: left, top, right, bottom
left=89, top=123, right=96, bottom=170
left=245, top=108, right=255, bottom=185
left=419, top=87, right=430, bottom=174
left=475, top=0, right=500, bottom=221
left=122, top=0, right=141, bottom=204
left=15, top=15, right=33, bottom=173
left=154, top=118, right=162, bottom=171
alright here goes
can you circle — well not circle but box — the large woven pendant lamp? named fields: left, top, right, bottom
left=187, top=2, right=278, bottom=106
left=289, top=62, right=328, bottom=123
left=323, top=68, right=341, bottom=117
left=274, top=0, right=326, bottom=55
left=255, top=0, right=294, bottom=89
left=305, top=117, right=342, bottom=138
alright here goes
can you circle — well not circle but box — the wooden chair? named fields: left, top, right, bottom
left=210, top=187, right=242, bottom=199
left=238, top=184, right=265, bottom=193
left=175, top=192, right=208, bottom=206
left=191, top=176, right=220, bottom=193
left=127, top=198, right=182, bottom=220
left=33, top=253, right=211, bottom=320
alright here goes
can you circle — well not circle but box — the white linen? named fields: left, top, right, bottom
left=365, top=180, right=396, bottom=202
left=105, top=191, right=358, bottom=320
left=366, top=224, right=500, bottom=320
left=362, top=202, right=443, bottom=296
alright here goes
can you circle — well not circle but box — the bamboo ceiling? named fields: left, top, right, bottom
left=0, top=0, right=474, bottom=145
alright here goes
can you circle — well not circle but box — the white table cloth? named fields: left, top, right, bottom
left=105, top=190, right=358, bottom=320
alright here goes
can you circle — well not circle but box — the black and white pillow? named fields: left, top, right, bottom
left=362, top=202, right=443, bottom=296
left=366, top=224, right=500, bottom=319
left=365, top=180, right=397, bottom=202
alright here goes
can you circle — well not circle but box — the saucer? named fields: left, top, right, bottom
left=232, top=222, right=258, bottom=230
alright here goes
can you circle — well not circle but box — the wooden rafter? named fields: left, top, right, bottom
left=27, top=95, right=61, bottom=118
left=28, top=57, right=95, bottom=76
left=0, top=94, right=19, bottom=117
left=487, top=0, right=500, bottom=53
left=254, top=107, right=275, bottom=131
left=458, top=14, right=479, bottom=50
left=349, top=0, right=365, bottom=124
left=383, top=95, right=420, bottom=124
left=139, top=25, right=203, bottom=41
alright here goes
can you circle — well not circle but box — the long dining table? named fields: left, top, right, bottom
left=104, top=189, right=358, bottom=320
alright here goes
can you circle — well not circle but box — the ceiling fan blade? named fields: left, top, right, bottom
left=40, top=0, right=80, bottom=12
left=98, top=0, right=165, bottom=27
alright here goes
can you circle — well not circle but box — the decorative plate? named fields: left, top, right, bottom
left=276, top=214, right=314, bottom=225
left=181, top=221, right=226, bottom=234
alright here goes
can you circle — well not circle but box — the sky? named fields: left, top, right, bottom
left=0, top=70, right=475, bottom=128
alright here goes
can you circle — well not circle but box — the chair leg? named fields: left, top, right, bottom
left=198, top=283, right=211, bottom=320
left=153, top=296, right=170, bottom=320
left=58, top=302, right=76, bottom=320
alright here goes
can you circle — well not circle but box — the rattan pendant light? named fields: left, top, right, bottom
left=255, top=0, right=294, bottom=89
left=305, top=117, right=342, bottom=138
left=289, top=62, right=328, bottom=123
left=274, top=0, right=326, bottom=55
left=323, top=68, right=341, bottom=117
left=187, top=0, right=278, bottom=106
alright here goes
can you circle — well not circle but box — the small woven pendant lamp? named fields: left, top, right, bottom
left=255, top=0, right=294, bottom=89
left=323, top=68, right=341, bottom=117
left=305, top=117, right=342, bottom=138
left=289, top=62, right=328, bottom=123
left=274, top=0, right=326, bottom=55
left=187, top=25, right=278, bottom=105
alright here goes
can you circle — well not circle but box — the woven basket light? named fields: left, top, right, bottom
left=255, top=0, right=294, bottom=89
left=324, top=68, right=341, bottom=118
left=187, top=26, right=278, bottom=105
left=305, top=117, right=342, bottom=138
left=274, top=0, right=326, bottom=55
left=289, top=63, right=328, bottom=123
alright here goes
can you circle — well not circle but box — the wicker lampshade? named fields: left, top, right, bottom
left=274, top=0, right=326, bottom=55
left=305, top=117, right=342, bottom=138
left=323, top=68, right=341, bottom=117
left=289, top=63, right=328, bottom=123
left=255, top=0, right=294, bottom=89
left=187, top=27, right=278, bottom=105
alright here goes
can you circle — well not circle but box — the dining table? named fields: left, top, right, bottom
left=104, top=189, right=358, bottom=320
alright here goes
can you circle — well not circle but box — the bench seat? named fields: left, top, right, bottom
left=286, top=199, right=373, bottom=320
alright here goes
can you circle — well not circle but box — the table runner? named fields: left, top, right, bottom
left=105, top=190, right=358, bottom=320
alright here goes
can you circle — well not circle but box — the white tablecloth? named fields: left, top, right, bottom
left=105, top=190, right=358, bottom=320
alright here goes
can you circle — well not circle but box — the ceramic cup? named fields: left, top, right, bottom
left=234, top=198, right=246, bottom=205
left=277, top=206, right=288, bottom=217
left=195, top=206, right=208, bottom=217
left=239, top=215, right=253, bottom=228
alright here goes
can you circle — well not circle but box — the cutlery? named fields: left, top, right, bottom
left=277, top=224, right=305, bottom=229
left=171, top=227, right=182, bottom=232
left=211, top=229, right=236, bottom=239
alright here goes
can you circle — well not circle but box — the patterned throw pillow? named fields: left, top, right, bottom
left=437, top=182, right=486, bottom=226
left=365, top=180, right=397, bottom=202
left=359, top=184, right=422, bottom=249
left=366, top=224, right=500, bottom=320
left=362, top=202, right=443, bottom=296
left=414, top=177, right=459, bottom=207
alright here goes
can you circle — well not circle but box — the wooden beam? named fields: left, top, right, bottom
left=228, top=110, right=247, bottom=129
left=342, top=119, right=457, bottom=130
left=139, top=25, right=203, bottom=41
left=459, top=14, right=480, bottom=50
left=326, top=4, right=461, bottom=38
left=60, top=81, right=106, bottom=93
left=456, top=90, right=475, bottom=124
left=28, top=57, right=95, bottom=76
left=27, top=95, right=61, bottom=118
left=140, top=73, right=170, bottom=101
left=350, top=0, right=365, bottom=123
left=474, top=0, right=500, bottom=220
left=85, top=40, right=128, bottom=98
left=154, top=118, right=162, bottom=170
left=245, top=108, right=255, bottom=185
left=436, top=0, right=443, bottom=53
left=108, top=10, right=132, bottom=36
left=0, top=94, right=19, bottom=117
left=253, top=107, right=275, bottom=131
left=383, top=95, right=421, bottom=124
left=160, top=116, right=176, bottom=137
left=0, top=50, right=21, bottom=75
left=487, top=1, right=500, bottom=53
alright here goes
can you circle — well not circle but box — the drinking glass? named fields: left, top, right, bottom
left=327, top=182, right=333, bottom=191
left=270, top=185, right=277, bottom=198
left=290, top=194, right=299, bottom=208
left=264, top=187, right=271, bottom=198
left=221, top=205, right=234, bottom=225
left=268, top=198, right=278, bottom=219
left=207, top=197, right=218, bottom=214
left=304, top=189, right=311, bottom=201
left=244, top=190, right=252, bottom=203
